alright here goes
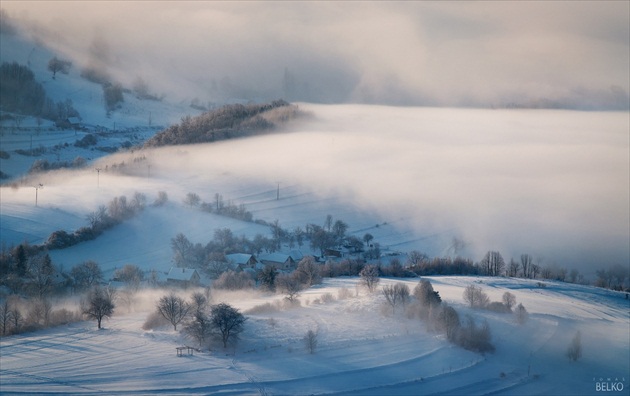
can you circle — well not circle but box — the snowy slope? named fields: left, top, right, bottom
left=0, top=29, right=201, bottom=181
left=1, top=277, right=628, bottom=395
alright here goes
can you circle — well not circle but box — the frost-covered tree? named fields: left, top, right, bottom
left=113, top=264, right=144, bottom=291
left=71, top=260, right=103, bottom=290
left=183, top=192, right=201, bottom=208
left=360, top=265, right=380, bottom=293
left=463, top=284, right=489, bottom=308
left=276, top=273, right=303, bottom=302
left=514, top=303, right=529, bottom=325
left=81, top=286, right=115, bottom=329
left=383, top=283, right=410, bottom=314
left=28, top=253, right=55, bottom=298
left=258, top=265, right=277, bottom=292
left=210, top=303, right=246, bottom=348
left=0, top=300, right=12, bottom=335
left=295, top=256, right=321, bottom=287
left=502, top=292, right=516, bottom=311
left=47, top=57, right=71, bottom=79
left=157, top=293, right=190, bottom=331
left=304, top=329, right=318, bottom=354
left=183, top=309, right=212, bottom=348
left=171, top=233, right=193, bottom=268
left=479, top=251, right=505, bottom=276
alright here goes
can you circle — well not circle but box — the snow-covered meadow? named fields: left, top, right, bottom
left=1, top=276, right=628, bottom=395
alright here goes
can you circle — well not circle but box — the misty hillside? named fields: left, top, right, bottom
left=143, top=100, right=303, bottom=147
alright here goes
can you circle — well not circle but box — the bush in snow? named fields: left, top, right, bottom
left=514, top=303, right=529, bottom=325
left=142, top=311, right=171, bottom=330
left=485, top=301, right=511, bottom=313
left=213, top=270, right=254, bottom=290
left=463, top=284, right=489, bottom=308
left=456, top=316, right=495, bottom=354
left=304, top=329, right=318, bottom=354
left=566, top=331, right=582, bottom=361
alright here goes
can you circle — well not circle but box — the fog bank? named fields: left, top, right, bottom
left=131, top=105, right=629, bottom=273
left=2, top=2, right=628, bottom=108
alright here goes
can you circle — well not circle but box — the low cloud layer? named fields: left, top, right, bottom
left=3, top=1, right=629, bottom=108
left=100, top=105, right=630, bottom=273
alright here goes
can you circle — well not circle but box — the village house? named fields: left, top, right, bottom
left=258, top=252, right=296, bottom=271
left=226, top=253, right=258, bottom=271
left=166, top=267, right=201, bottom=287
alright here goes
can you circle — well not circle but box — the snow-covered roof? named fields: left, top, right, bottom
left=166, top=267, right=199, bottom=281
left=226, top=253, right=256, bottom=265
left=259, top=253, right=293, bottom=264
left=288, top=250, right=304, bottom=261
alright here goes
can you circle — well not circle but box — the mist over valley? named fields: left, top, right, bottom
left=1, top=3, right=628, bottom=395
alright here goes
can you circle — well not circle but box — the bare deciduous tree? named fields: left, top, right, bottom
left=171, top=233, right=193, bottom=268
left=479, top=251, right=505, bottom=276
left=183, top=192, right=201, bottom=208
left=157, top=293, right=190, bottom=331
left=276, top=273, right=303, bottom=302
left=502, top=292, right=516, bottom=311
left=520, top=254, right=533, bottom=278
left=210, top=303, right=246, bottom=348
left=0, top=300, right=12, bottom=335
left=382, top=283, right=410, bottom=314
left=47, top=57, right=71, bottom=79
left=304, top=329, right=318, bottom=354
left=114, top=264, right=144, bottom=291
left=295, top=256, right=321, bottom=287
left=71, top=260, right=103, bottom=290
left=360, top=265, right=380, bottom=293
left=463, top=284, right=489, bottom=308
left=81, top=286, right=115, bottom=329
left=183, top=309, right=212, bottom=348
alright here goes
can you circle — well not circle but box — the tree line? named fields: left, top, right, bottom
left=0, top=62, right=80, bottom=125
left=143, top=100, right=302, bottom=147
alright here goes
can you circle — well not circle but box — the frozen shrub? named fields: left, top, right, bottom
left=50, top=308, right=81, bottom=326
left=337, top=287, right=353, bottom=300
left=463, top=284, right=489, bottom=308
left=514, top=303, right=529, bottom=325
left=566, top=331, right=582, bottom=361
left=486, top=301, right=511, bottom=313
left=456, top=316, right=495, bottom=354
left=213, top=270, right=254, bottom=290
left=142, top=311, right=171, bottom=330
left=502, top=292, right=516, bottom=311
left=320, top=293, right=335, bottom=304
left=304, top=329, right=318, bottom=354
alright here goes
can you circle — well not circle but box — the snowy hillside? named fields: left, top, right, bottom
left=0, top=28, right=203, bottom=180
left=1, top=276, right=628, bottom=395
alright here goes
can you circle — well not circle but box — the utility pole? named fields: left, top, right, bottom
left=34, top=183, right=43, bottom=206
left=276, top=182, right=280, bottom=200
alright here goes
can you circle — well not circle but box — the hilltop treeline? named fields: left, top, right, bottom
left=0, top=62, right=80, bottom=123
left=144, top=100, right=301, bottom=147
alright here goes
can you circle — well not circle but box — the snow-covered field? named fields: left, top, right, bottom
left=1, top=276, right=628, bottom=395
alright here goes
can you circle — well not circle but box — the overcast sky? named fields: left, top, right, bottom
left=3, top=1, right=629, bottom=108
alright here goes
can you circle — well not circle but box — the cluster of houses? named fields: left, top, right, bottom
left=163, top=251, right=305, bottom=288
left=162, top=248, right=350, bottom=288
